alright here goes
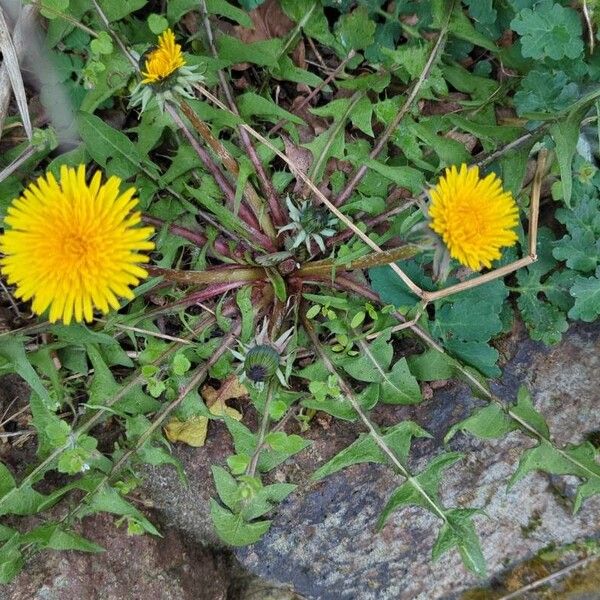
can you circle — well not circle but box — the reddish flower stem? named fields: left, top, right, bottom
left=184, top=281, right=251, bottom=305
left=141, top=214, right=241, bottom=261
left=197, top=0, right=286, bottom=227
left=166, top=102, right=275, bottom=251
left=178, top=99, right=277, bottom=241
left=294, top=273, right=380, bottom=303
left=165, top=103, right=236, bottom=203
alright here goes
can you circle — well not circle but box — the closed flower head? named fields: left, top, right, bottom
left=141, top=28, right=186, bottom=85
left=0, top=165, right=154, bottom=324
left=428, top=164, right=519, bottom=271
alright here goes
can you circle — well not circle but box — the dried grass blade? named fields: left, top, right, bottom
left=0, top=4, right=32, bottom=140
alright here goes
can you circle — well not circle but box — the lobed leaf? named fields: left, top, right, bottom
left=210, top=499, right=270, bottom=546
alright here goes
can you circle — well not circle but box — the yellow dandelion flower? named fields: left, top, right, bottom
left=141, top=28, right=186, bottom=85
left=428, top=164, right=519, bottom=271
left=0, top=165, right=155, bottom=324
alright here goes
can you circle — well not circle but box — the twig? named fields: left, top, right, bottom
left=92, top=0, right=427, bottom=298
left=0, top=320, right=49, bottom=338
left=583, top=0, right=595, bottom=55
left=331, top=270, right=600, bottom=489
left=0, top=278, right=21, bottom=317
left=498, top=555, right=598, bottom=600
left=168, top=102, right=277, bottom=251
left=0, top=313, right=217, bottom=513
left=0, top=145, right=35, bottom=183
left=305, top=91, right=362, bottom=193
left=29, top=1, right=98, bottom=37
left=32, top=323, right=243, bottom=554
left=90, top=0, right=137, bottom=67
left=331, top=3, right=455, bottom=208
left=193, top=83, right=427, bottom=298
left=94, top=319, right=193, bottom=345
left=422, top=256, right=535, bottom=302
left=528, top=148, right=546, bottom=256
left=474, top=130, right=542, bottom=168
left=420, top=149, right=546, bottom=303
left=325, top=201, right=416, bottom=247
left=0, top=430, right=32, bottom=438
left=90, top=0, right=271, bottom=246
left=306, top=36, right=328, bottom=72
left=108, top=325, right=240, bottom=476
left=0, top=404, right=29, bottom=429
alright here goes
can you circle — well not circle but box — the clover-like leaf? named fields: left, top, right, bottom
left=511, top=0, right=584, bottom=61
left=514, top=70, right=579, bottom=116
left=553, top=195, right=600, bottom=273
left=568, top=269, right=600, bottom=322
left=516, top=229, right=572, bottom=345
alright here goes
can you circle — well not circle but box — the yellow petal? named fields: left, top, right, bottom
left=0, top=164, right=154, bottom=324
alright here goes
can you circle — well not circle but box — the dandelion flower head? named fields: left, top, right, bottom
left=141, top=28, right=186, bottom=85
left=428, top=164, right=519, bottom=271
left=0, top=165, right=154, bottom=324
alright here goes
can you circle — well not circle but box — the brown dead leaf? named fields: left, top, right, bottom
left=282, top=135, right=313, bottom=195
left=445, top=130, right=478, bottom=153
left=234, top=0, right=295, bottom=45
left=421, top=93, right=469, bottom=116
left=202, top=374, right=248, bottom=421
left=232, top=0, right=303, bottom=71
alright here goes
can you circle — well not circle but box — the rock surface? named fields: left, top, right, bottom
left=234, top=323, right=600, bottom=600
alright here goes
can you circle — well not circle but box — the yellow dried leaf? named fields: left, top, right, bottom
left=164, top=415, right=208, bottom=447
left=209, top=402, right=242, bottom=421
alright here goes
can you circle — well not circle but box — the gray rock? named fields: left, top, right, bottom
left=235, top=323, right=600, bottom=600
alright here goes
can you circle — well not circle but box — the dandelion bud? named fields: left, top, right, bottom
left=244, top=344, right=280, bottom=384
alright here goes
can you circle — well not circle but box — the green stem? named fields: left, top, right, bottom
left=16, top=325, right=241, bottom=564
left=296, top=244, right=421, bottom=278
left=147, top=265, right=265, bottom=285
left=332, top=276, right=600, bottom=488
left=177, top=99, right=277, bottom=241
left=332, top=1, right=455, bottom=207
left=246, top=382, right=275, bottom=477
